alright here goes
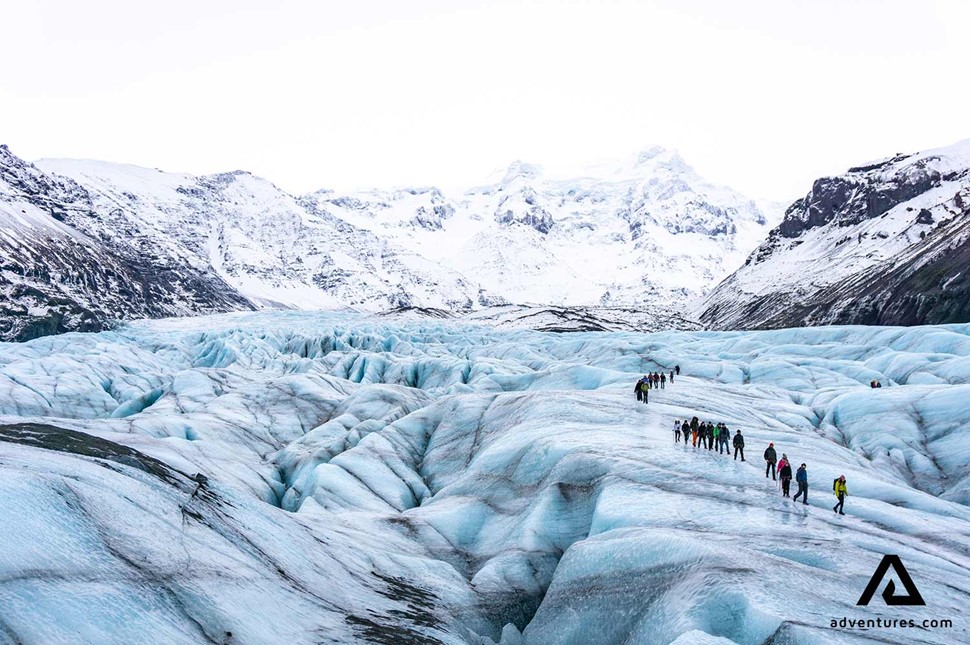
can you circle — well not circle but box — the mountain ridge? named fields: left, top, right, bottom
left=699, top=138, right=970, bottom=329
left=0, top=143, right=779, bottom=340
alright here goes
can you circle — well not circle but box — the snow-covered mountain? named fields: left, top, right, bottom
left=2, top=312, right=969, bottom=643
left=34, top=158, right=489, bottom=313
left=0, top=145, right=253, bottom=341
left=0, top=144, right=778, bottom=340
left=306, top=147, right=778, bottom=309
left=700, top=140, right=970, bottom=330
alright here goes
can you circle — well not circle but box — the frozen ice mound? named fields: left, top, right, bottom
left=1, top=312, right=969, bottom=644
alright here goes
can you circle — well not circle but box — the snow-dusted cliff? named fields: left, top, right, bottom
left=700, top=140, right=970, bottom=329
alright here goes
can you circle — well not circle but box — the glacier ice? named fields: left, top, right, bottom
left=1, top=312, right=969, bottom=644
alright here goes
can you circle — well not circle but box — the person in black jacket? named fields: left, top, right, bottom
left=779, top=457, right=793, bottom=497
left=764, top=443, right=777, bottom=480
left=634, top=378, right=643, bottom=402
left=733, top=430, right=745, bottom=461
left=793, top=463, right=808, bottom=504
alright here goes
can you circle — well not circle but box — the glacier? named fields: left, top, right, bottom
left=1, top=313, right=969, bottom=644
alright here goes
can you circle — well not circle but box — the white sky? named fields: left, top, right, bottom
left=2, top=0, right=968, bottom=201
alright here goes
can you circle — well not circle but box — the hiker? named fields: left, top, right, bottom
left=779, top=454, right=792, bottom=497
left=681, top=420, right=690, bottom=445
left=691, top=417, right=699, bottom=447
left=707, top=422, right=715, bottom=451
left=660, top=372, right=666, bottom=389
left=653, top=372, right=660, bottom=388
left=675, top=365, right=680, bottom=375
left=669, top=370, right=674, bottom=384
left=733, top=429, right=745, bottom=461
left=777, top=453, right=789, bottom=478
left=634, top=378, right=643, bottom=402
left=718, top=424, right=730, bottom=454
left=793, top=463, right=808, bottom=504
left=876, top=381, right=882, bottom=388
left=674, top=420, right=681, bottom=443
left=764, top=443, right=777, bottom=480
left=833, top=475, right=847, bottom=515
left=870, top=380, right=876, bottom=389
left=640, top=378, right=650, bottom=404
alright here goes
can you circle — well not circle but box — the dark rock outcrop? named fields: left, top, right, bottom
left=700, top=141, right=970, bottom=329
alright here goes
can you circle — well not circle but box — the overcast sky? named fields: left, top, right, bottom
left=2, top=0, right=967, bottom=200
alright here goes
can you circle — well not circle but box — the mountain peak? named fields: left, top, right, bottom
left=635, top=146, right=668, bottom=166
left=502, top=160, right=543, bottom=182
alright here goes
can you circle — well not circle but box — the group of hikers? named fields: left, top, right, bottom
left=634, top=365, right=679, bottom=403
left=673, top=421, right=850, bottom=514
left=638, top=363, right=851, bottom=515
left=674, top=417, right=739, bottom=456
left=869, top=380, right=883, bottom=388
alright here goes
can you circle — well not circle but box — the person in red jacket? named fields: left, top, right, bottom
left=778, top=455, right=792, bottom=497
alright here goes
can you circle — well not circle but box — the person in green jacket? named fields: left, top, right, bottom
left=833, top=475, right=847, bottom=515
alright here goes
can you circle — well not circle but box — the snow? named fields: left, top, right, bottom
left=35, top=145, right=781, bottom=317
left=1, top=312, right=969, bottom=643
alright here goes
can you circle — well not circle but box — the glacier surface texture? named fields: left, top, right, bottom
left=1, top=313, right=969, bottom=644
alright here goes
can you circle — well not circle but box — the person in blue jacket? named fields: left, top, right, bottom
left=793, top=463, right=808, bottom=504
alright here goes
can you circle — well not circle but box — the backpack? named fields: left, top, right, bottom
left=833, top=478, right=839, bottom=492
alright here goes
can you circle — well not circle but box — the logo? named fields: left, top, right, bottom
left=857, top=555, right=926, bottom=606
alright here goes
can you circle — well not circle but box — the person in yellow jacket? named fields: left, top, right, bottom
left=833, top=475, right=847, bottom=515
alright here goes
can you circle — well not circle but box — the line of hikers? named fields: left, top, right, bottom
left=676, top=422, right=850, bottom=514
left=634, top=365, right=679, bottom=403
left=673, top=417, right=740, bottom=456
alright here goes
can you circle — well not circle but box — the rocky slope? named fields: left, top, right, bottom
left=0, top=145, right=252, bottom=341
left=699, top=140, right=970, bottom=329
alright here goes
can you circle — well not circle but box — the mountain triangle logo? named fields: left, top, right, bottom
left=857, top=555, right=926, bottom=606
